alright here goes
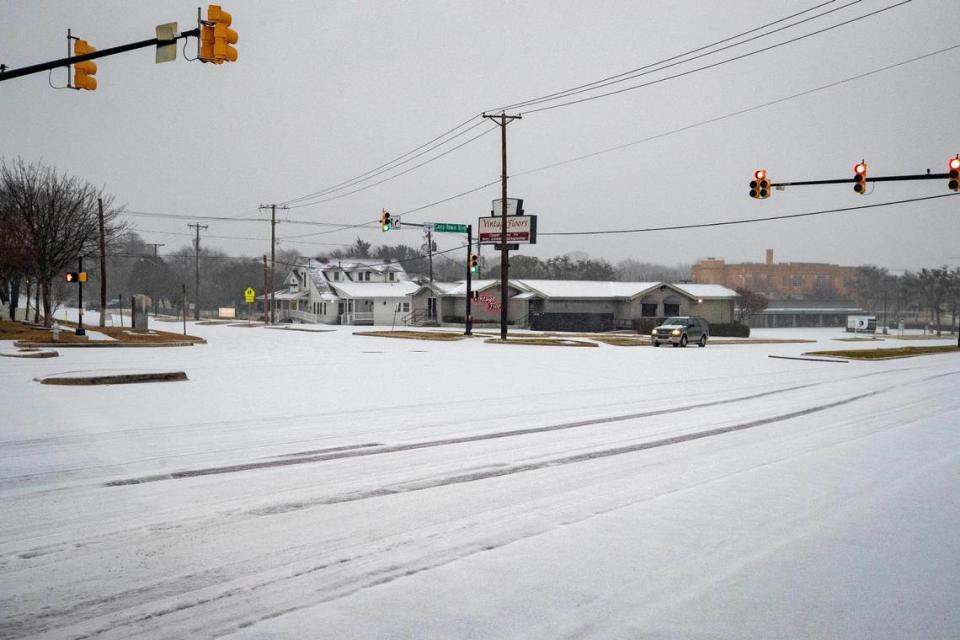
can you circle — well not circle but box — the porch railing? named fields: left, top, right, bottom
left=287, top=309, right=321, bottom=324
left=341, top=311, right=374, bottom=325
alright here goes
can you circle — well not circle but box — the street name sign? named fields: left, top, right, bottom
left=433, top=223, right=468, bottom=233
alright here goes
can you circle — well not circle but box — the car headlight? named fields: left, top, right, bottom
left=651, top=330, right=657, bottom=336
left=671, top=329, right=680, bottom=335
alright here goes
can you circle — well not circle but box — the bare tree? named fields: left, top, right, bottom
left=0, top=158, right=126, bottom=326
left=735, top=287, right=768, bottom=324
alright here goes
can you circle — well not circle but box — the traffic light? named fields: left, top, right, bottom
left=949, top=155, right=960, bottom=192
left=209, top=5, right=238, bottom=62
left=65, top=272, right=88, bottom=283
left=469, top=255, right=478, bottom=273
left=853, top=161, right=868, bottom=194
left=73, top=39, right=97, bottom=90
left=380, top=209, right=391, bottom=232
left=749, top=169, right=771, bottom=199
left=199, top=22, right=216, bottom=62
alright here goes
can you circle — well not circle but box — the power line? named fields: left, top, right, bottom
left=523, top=0, right=911, bottom=115
left=279, top=118, right=489, bottom=206
left=495, top=0, right=849, bottom=112
left=539, top=193, right=959, bottom=236
left=285, top=123, right=497, bottom=210
left=514, top=43, right=960, bottom=179
left=271, top=2, right=848, bottom=210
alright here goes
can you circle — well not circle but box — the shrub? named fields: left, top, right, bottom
left=709, top=322, right=750, bottom=338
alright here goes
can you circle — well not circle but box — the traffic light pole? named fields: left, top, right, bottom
left=0, top=29, right=200, bottom=83
left=75, top=256, right=85, bottom=336
left=465, top=224, right=473, bottom=336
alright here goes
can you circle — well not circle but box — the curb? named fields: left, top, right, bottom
left=1, top=350, right=59, bottom=359
left=15, top=340, right=203, bottom=348
left=35, top=371, right=188, bottom=385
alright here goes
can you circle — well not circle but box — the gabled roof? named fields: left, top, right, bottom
left=515, top=280, right=661, bottom=300
left=329, top=281, right=420, bottom=298
left=427, top=279, right=739, bottom=301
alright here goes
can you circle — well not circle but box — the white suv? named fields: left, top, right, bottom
left=651, top=316, right=709, bottom=347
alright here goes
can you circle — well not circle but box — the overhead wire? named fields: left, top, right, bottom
left=514, top=43, right=960, bottom=179
left=522, top=0, right=912, bottom=115
left=493, top=0, right=848, bottom=112
left=285, top=122, right=498, bottom=209
left=539, top=193, right=959, bottom=236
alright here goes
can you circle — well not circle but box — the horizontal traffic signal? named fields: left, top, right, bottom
left=65, top=272, right=88, bottom=283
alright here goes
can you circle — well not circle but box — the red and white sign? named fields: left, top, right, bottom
left=477, top=215, right=537, bottom=245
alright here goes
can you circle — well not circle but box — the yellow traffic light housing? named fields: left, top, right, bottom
left=380, top=209, right=391, bottom=232
left=209, top=5, right=237, bottom=62
left=853, top=161, right=868, bottom=194
left=200, top=23, right=217, bottom=63
left=469, top=255, right=478, bottom=273
left=73, top=39, right=97, bottom=90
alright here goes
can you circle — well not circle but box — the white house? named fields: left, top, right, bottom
left=265, top=258, right=418, bottom=325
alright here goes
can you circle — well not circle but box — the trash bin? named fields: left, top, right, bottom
left=51, top=323, right=61, bottom=342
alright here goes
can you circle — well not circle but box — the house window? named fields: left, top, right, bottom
left=389, top=272, right=395, bottom=282
left=641, top=303, right=658, bottom=317
left=792, top=274, right=802, bottom=287
left=663, top=303, right=680, bottom=316
left=401, top=302, right=410, bottom=312
left=333, top=271, right=340, bottom=281
left=365, top=271, right=372, bottom=281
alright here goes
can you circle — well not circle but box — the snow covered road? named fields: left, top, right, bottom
left=1, top=323, right=958, bottom=638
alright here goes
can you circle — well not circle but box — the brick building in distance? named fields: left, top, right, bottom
left=692, top=250, right=859, bottom=301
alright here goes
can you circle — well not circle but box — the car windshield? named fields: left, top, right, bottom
left=662, top=317, right=686, bottom=325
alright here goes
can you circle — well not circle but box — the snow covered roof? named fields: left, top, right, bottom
left=259, top=289, right=307, bottom=301
left=515, top=280, right=661, bottom=299
left=427, top=280, right=739, bottom=301
left=670, top=284, right=739, bottom=299
left=329, top=281, right=420, bottom=298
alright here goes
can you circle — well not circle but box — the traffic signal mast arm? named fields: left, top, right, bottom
left=0, top=29, right=200, bottom=82
left=770, top=172, right=949, bottom=188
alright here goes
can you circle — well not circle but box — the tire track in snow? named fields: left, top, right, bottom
left=104, top=382, right=825, bottom=486
left=104, top=365, right=949, bottom=488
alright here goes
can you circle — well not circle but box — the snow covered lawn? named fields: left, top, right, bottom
left=1, top=319, right=958, bottom=638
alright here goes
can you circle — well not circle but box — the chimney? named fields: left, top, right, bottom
left=765, top=249, right=774, bottom=265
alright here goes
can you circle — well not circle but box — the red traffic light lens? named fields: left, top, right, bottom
left=854, top=162, right=867, bottom=175
left=754, top=169, right=766, bottom=181
left=949, top=157, right=960, bottom=171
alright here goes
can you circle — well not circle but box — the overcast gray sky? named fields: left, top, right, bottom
left=2, top=0, right=959, bottom=271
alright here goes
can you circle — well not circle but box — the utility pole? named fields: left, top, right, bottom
left=482, top=111, right=521, bottom=340
left=187, top=223, right=208, bottom=321
left=427, top=228, right=434, bottom=282
left=145, top=243, right=165, bottom=315
left=260, top=204, right=288, bottom=323
left=145, top=243, right=165, bottom=258
left=97, top=198, right=106, bottom=327
left=262, top=255, right=270, bottom=324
